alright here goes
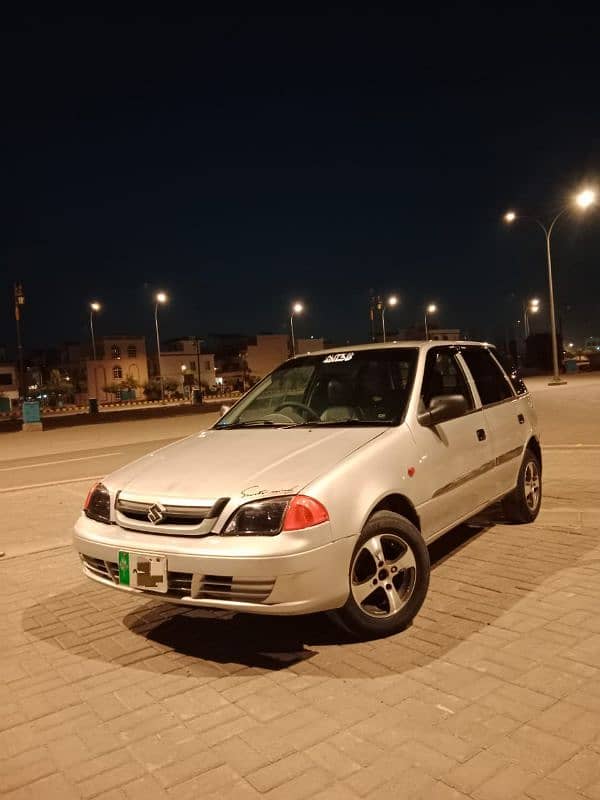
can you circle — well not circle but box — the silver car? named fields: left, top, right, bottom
left=75, top=342, right=541, bottom=638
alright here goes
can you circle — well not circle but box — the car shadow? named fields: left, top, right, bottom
left=22, top=504, right=573, bottom=677
left=120, top=519, right=491, bottom=670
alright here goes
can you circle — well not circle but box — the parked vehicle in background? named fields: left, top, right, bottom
left=75, top=341, right=541, bottom=639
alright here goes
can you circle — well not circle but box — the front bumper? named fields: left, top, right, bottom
left=73, top=514, right=352, bottom=615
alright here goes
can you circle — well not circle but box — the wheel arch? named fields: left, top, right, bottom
left=526, top=436, right=542, bottom=473
left=368, top=493, right=421, bottom=532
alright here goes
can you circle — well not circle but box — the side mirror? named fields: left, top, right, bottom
left=418, top=394, right=468, bottom=427
left=219, top=404, right=231, bottom=418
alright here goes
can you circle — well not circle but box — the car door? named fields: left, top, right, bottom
left=458, top=346, right=528, bottom=497
left=408, top=346, right=495, bottom=540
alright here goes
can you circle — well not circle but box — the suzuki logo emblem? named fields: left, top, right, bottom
left=147, top=503, right=167, bottom=524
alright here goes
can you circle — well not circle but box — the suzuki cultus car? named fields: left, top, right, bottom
left=75, top=342, right=541, bottom=638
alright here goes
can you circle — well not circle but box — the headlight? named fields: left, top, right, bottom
left=222, top=495, right=329, bottom=536
left=84, top=482, right=112, bottom=523
left=222, top=498, right=290, bottom=536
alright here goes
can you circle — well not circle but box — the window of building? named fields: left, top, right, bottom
left=420, top=348, right=474, bottom=410
left=461, top=348, right=514, bottom=406
left=127, top=345, right=137, bottom=358
left=205, top=360, right=211, bottom=370
left=111, top=345, right=121, bottom=360
left=190, top=362, right=196, bottom=371
left=0, top=373, right=12, bottom=385
left=113, top=366, right=123, bottom=379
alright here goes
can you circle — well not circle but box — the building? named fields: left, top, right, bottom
left=86, top=336, right=149, bottom=403
left=0, top=364, right=19, bottom=401
left=394, top=327, right=463, bottom=342
left=159, top=338, right=216, bottom=390
left=246, top=334, right=324, bottom=381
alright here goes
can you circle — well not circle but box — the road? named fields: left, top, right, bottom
left=1, top=374, right=599, bottom=556
left=1, top=377, right=600, bottom=798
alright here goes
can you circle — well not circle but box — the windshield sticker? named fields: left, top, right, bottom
left=241, top=485, right=298, bottom=498
left=323, top=352, right=354, bottom=363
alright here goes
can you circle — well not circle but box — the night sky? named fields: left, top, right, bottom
left=2, top=8, right=600, bottom=355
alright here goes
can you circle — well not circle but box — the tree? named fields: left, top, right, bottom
left=102, top=382, right=122, bottom=401
left=41, top=369, right=74, bottom=406
left=122, top=375, right=140, bottom=390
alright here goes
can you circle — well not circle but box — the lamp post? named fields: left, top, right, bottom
left=14, top=282, right=25, bottom=401
left=381, top=295, right=399, bottom=343
left=504, top=188, right=596, bottom=385
left=290, top=302, right=303, bottom=356
left=424, top=303, right=437, bottom=340
left=89, top=302, right=101, bottom=360
left=523, top=297, right=540, bottom=338
left=154, top=292, right=168, bottom=402
left=181, top=364, right=187, bottom=400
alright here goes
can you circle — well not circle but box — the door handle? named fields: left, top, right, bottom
left=517, top=414, right=525, bottom=424
left=476, top=428, right=486, bottom=441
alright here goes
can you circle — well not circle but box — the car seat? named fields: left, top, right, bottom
left=320, top=379, right=359, bottom=422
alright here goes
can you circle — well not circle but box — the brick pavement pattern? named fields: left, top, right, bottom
left=2, top=505, right=600, bottom=799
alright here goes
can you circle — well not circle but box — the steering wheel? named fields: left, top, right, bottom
left=273, top=402, right=320, bottom=422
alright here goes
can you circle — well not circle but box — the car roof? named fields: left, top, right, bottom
left=293, top=341, right=494, bottom=358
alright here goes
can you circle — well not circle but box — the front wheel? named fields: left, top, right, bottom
left=331, top=511, right=430, bottom=639
left=502, top=448, right=542, bottom=523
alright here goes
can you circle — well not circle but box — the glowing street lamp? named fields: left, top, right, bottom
left=503, top=188, right=596, bottom=385
left=381, top=295, right=399, bottom=343
left=523, top=297, right=540, bottom=337
left=154, top=292, right=168, bottom=402
left=424, top=303, right=437, bottom=341
left=290, top=302, right=304, bottom=356
left=89, top=302, right=101, bottom=361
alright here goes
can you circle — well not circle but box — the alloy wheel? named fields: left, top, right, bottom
left=350, top=533, right=417, bottom=618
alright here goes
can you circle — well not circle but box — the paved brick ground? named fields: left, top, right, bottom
left=2, top=502, right=600, bottom=799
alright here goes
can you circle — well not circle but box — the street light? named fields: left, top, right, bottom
left=89, top=302, right=101, bottom=360
left=290, top=302, right=304, bottom=356
left=523, top=297, right=540, bottom=338
left=381, top=295, right=399, bottom=343
left=503, top=188, right=596, bottom=385
left=424, top=303, right=437, bottom=340
left=154, top=292, right=168, bottom=402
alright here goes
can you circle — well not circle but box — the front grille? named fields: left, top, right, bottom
left=197, top=575, right=275, bottom=603
left=81, top=554, right=114, bottom=580
left=167, top=571, right=193, bottom=596
left=116, top=498, right=213, bottom=526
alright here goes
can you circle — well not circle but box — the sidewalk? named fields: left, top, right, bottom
left=2, top=504, right=600, bottom=799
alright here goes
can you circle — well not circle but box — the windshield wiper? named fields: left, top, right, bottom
left=288, top=419, right=392, bottom=427
left=216, top=419, right=283, bottom=429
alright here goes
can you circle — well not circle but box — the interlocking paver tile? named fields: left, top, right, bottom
left=488, top=724, right=581, bottom=773
left=547, top=749, right=600, bottom=791
left=4, top=442, right=600, bottom=798
left=471, top=764, right=538, bottom=800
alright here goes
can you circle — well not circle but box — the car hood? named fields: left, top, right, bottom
left=104, top=426, right=387, bottom=502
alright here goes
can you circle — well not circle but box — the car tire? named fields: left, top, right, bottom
left=330, top=511, right=430, bottom=639
left=501, top=448, right=542, bottom=524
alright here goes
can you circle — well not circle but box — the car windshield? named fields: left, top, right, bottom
left=216, top=348, right=419, bottom=428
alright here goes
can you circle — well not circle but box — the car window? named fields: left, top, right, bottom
left=494, top=352, right=528, bottom=395
left=217, top=348, right=419, bottom=427
left=461, top=348, right=514, bottom=405
left=420, top=348, right=474, bottom=411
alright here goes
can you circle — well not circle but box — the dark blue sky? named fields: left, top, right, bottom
left=2, top=8, right=600, bottom=353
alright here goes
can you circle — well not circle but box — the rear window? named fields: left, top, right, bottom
left=494, top=353, right=528, bottom=396
left=461, top=348, right=515, bottom=406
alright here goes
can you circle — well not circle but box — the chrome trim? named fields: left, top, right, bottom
left=432, top=446, right=522, bottom=498
left=114, top=493, right=229, bottom=536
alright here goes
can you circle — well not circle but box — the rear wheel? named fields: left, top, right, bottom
left=502, top=448, right=542, bottom=523
left=331, top=511, right=430, bottom=639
